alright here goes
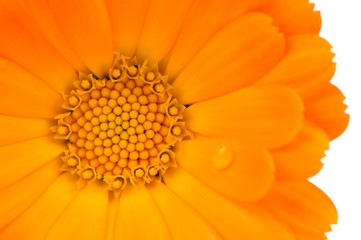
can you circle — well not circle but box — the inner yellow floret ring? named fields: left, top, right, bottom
left=52, top=54, right=187, bottom=196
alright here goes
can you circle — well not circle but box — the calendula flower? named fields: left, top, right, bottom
left=0, top=0, right=348, bottom=239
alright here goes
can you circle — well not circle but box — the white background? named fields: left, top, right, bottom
left=310, top=0, right=361, bottom=239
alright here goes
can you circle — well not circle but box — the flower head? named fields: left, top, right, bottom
left=0, top=0, right=348, bottom=239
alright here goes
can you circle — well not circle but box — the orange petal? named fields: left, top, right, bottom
left=257, top=35, right=336, bottom=98
left=148, top=183, right=222, bottom=240
left=172, top=13, right=285, bottom=104
left=261, top=0, right=321, bottom=36
left=49, top=0, right=114, bottom=77
left=0, top=91, right=46, bottom=119
left=304, top=83, right=349, bottom=140
left=271, top=122, right=329, bottom=180
left=46, top=184, right=108, bottom=240
left=0, top=92, right=58, bottom=119
left=0, top=58, right=62, bottom=114
left=135, top=0, right=194, bottom=63
left=0, top=136, right=64, bottom=189
left=22, top=0, right=87, bottom=72
left=175, top=138, right=274, bottom=202
left=260, top=181, right=337, bottom=238
left=104, top=197, right=118, bottom=240
left=0, top=58, right=61, bottom=118
left=114, top=186, right=172, bottom=239
left=105, top=0, right=150, bottom=57
left=0, top=174, right=78, bottom=240
left=0, top=2, right=77, bottom=93
left=296, top=232, right=327, bottom=240
left=166, top=0, right=267, bottom=79
left=184, top=85, right=304, bottom=149
left=0, top=159, right=60, bottom=229
left=163, top=168, right=296, bottom=239
left=0, top=115, right=52, bottom=146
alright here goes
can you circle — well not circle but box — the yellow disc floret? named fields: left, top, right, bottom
left=53, top=54, right=187, bottom=195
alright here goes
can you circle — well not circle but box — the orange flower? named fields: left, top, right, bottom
left=0, top=0, right=348, bottom=239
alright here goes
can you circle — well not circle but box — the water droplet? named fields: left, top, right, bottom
left=212, top=145, right=234, bottom=170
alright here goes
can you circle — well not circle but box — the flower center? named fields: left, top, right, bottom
left=53, top=54, right=187, bottom=195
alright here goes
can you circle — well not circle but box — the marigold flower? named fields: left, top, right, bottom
left=0, top=0, right=348, bottom=239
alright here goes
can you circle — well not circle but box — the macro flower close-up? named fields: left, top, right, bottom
left=0, top=0, right=349, bottom=239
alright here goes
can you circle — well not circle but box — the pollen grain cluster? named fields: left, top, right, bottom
left=52, top=54, right=187, bottom=195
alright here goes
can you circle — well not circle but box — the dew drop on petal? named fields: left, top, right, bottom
left=212, top=145, right=234, bottom=170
